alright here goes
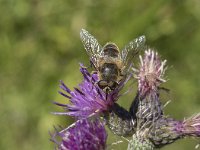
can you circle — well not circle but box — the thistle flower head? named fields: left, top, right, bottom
left=51, top=119, right=107, bottom=150
left=137, top=49, right=167, bottom=96
left=147, top=115, right=200, bottom=147
left=54, top=64, right=120, bottom=118
left=148, top=117, right=182, bottom=147
left=127, top=49, right=167, bottom=145
left=130, top=50, right=166, bottom=129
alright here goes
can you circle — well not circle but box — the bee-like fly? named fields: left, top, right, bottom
left=80, top=29, right=146, bottom=93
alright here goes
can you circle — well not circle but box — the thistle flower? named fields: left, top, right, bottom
left=129, top=49, right=200, bottom=149
left=137, top=49, right=167, bottom=97
left=148, top=114, right=200, bottom=148
left=54, top=64, right=121, bottom=118
left=148, top=117, right=182, bottom=147
left=130, top=49, right=167, bottom=129
left=128, top=49, right=168, bottom=149
left=51, top=118, right=107, bottom=150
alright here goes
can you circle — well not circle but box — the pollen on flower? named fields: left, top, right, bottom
left=137, top=49, right=167, bottom=96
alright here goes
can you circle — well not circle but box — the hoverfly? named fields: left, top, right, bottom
left=80, top=29, right=146, bottom=93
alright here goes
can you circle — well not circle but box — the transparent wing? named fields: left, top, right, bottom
left=121, top=35, right=146, bottom=72
left=80, top=29, right=103, bottom=69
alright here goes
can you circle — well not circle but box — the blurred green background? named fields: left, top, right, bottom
left=1, top=0, right=200, bottom=149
